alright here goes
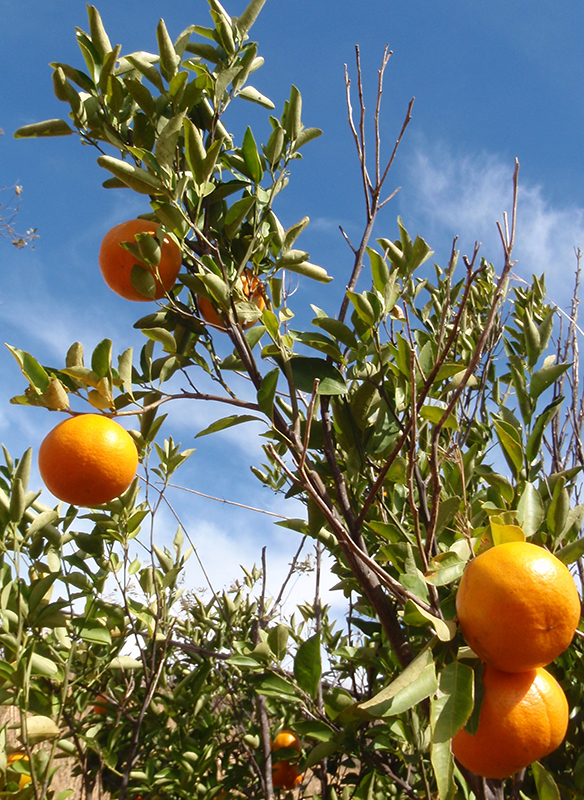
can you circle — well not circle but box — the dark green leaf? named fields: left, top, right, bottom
left=257, top=369, right=278, bottom=419
left=294, top=634, right=321, bottom=699
left=287, top=357, right=347, bottom=396
left=196, top=414, right=261, bottom=438
left=530, top=362, right=571, bottom=400
left=242, top=126, right=263, bottom=184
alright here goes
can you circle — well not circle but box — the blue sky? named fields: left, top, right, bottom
left=1, top=0, right=584, bottom=610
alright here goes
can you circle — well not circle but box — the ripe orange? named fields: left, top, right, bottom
left=99, top=219, right=182, bottom=301
left=271, top=731, right=302, bottom=790
left=452, top=664, right=568, bottom=779
left=456, top=541, right=580, bottom=672
left=38, top=414, right=138, bottom=507
left=272, top=761, right=302, bottom=790
left=198, top=269, right=265, bottom=330
left=93, top=694, right=108, bottom=714
left=7, top=753, right=32, bottom=789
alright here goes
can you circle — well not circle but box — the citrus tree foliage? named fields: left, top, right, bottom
left=5, top=2, right=584, bottom=799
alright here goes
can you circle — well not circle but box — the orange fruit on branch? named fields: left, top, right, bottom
left=99, top=218, right=182, bottom=301
left=38, top=414, right=138, bottom=507
left=452, top=664, right=569, bottom=779
left=198, top=269, right=265, bottom=330
left=271, top=730, right=302, bottom=790
left=93, top=693, right=108, bottom=714
left=456, top=541, right=580, bottom=672
left=7, top=753, right=32, bottom=789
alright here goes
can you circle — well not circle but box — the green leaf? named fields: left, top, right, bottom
left=30, top=653, right=59, bottom=677
left=286, top=356, right=347, bottom=396
left=196, top=414, right=261, bottom=438
left=490, top=520, right=525, bottom=545
left=238, top=85, right=275, bottom=109
left=493, top=420, right=524, bottom=477
left=14, top=119, right=73, bottom=138
left=91, top=338, right=112, bottom=378
left=425, top=551, right=465, bottom=586
left=347, top=291, right=380, bottom=327
left=367, top=246, right=390, bottom=294
left=108, top=656, right=143, bottom=670
left=225, top=195, right=255, bottom=238
left=517, top=482, right=544, bottom=537
left=157, top=18, right=180, bottom=81
left=87, top=5, right=112, bottom=62
left=359, top=648, right=438, bottom=717
left=432, top=662, right=475, bottom=743
left=556, top=535, right=584, bottom=565
left=257, top=369, right=278, bottom=419
left=293, top=720, right=335, bottom=742
left=530, top=362, right=570, bottom=400
left=312, top=317, right=358, bottom=351
left=25, top=715, right=60, bottom=745
left=242, top=126, right=263, bottom=184
left=524, top=310, right=541, bottom=369
left=526, top=396, right=563, bottom=464
left=431, top=739, right=455, bottom=800
left=278, top=261, right=332, bottom=283
left=303, top=740, right=340, bottom=770
left=294, top=127, right=322, bottom=149
left=6, top=344, right=50, bottom=393
left=155, top=113, right=185, bottom=170
left=97, top=155, right=165, bottom=194
left=532, top=761, right=561, bottom=800
left=125, top=52, right=164, bottom=92
left=294, top=634, right=321, bottom=699
left=256, top=672, right=300, bottom=701
left=288, top=84, right=302, bottom=140
left=72, top=620, right=112, bottom=645
left=235, top=0, right=268, bottom=37
left=547, top=477, right=570, bottom=535
left=267, top=623, right=288, bottom=661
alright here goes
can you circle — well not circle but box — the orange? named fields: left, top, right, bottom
left=271, top=731, right=302, bottom=790
left=7, top=753, right=32, bottom=789
left=93, top=693, right=108, bottom=714
left=99, top=219, right=182, bottom=301
left=272, top=761, right=302, bottom=790
left=452, top=664, right=569, bottom=779
left=198, top=269, right=265, bottom=330
left=38, top=414, right=138, bottom=507
left=456, top=541, right=580, bottom=672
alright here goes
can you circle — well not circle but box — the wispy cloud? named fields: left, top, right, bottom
left=402, top=139, right=584, bottom=311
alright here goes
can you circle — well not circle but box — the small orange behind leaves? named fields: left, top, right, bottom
left=456, top=541, right=580, bottom=672
left=6, top=753, right=31, bottom=789
left=93, top=694, right=108, bottom=714
left=198, top=269, right=265, bottom=331
left=271, top=731, right=302, bottom=790
left=272, top=761, right=302, bottom=790
left=452, top=664, right=569, bottom=779
left=99, top=218, right=182, bottom=302
left=38, top=414, right=138, bottom=507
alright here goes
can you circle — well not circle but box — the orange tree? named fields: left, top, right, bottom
left=3, top=1, right=584, bottom=799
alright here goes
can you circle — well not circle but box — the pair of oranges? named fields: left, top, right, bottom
left=453, top=540, right=580, bottom=779
left=99, top=218, right=265, bottom=328
left=38, top=218, right=265, bottom=508
left=271, top=731, right=302, bottom=791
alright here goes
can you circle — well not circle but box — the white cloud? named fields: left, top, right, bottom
left=403, top=140, right=584, bottom=311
